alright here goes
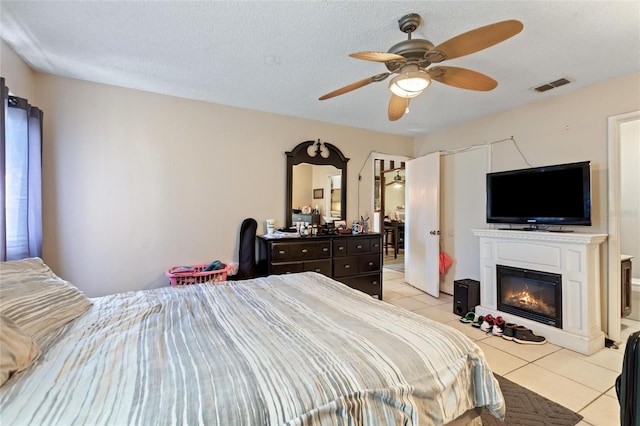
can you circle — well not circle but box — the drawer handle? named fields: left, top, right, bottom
left=301, top=249, right=308, bottom=253
left=315, top=268, right=321, bottom=272
left=356, top=245, right=363, bottom=249
left=322, top=247, right=329, bottom=252
left=278, top=250, right=286, bottom=255
left=372, top=281, right=379, bottom=285
left=344, top=265, right=350, bottom=269
left=368, top=262, right=374, bottom=266
left=373, top=243, right=380, bottom=248
left=338, top=247, right=345, bottom=250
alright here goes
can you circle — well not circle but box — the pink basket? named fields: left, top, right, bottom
left=166, top=263, right=229, bottom=286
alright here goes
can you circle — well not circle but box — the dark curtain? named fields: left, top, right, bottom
left=1, top=77, right=43, bottom=261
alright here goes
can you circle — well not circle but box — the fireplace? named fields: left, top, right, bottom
left=497, top=265, right=562, bottom=328
left=473, top=229, right=607, bottom=355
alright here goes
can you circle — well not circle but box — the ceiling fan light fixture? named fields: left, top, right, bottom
left=393, top=170, right=404, bottom=188
left=389, top=65, right=431, bottom=98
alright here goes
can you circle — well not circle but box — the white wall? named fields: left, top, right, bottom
left=1, top=42, right=413, bottom=296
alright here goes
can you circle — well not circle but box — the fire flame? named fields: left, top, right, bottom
left=504, top=285, right=555, bottom=316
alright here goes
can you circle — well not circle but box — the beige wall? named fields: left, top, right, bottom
left=416, top=72, right=640, bottom=234
left=1, top=40, right=35, bottom=98
left=2, top=42, right=413, bottom=296
left=3, top=37, right=638, bottom=300
left=414, top=72, right=640, bottom=303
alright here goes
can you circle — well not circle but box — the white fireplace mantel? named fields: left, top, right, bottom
left=472, top=229, right=607, bottom=355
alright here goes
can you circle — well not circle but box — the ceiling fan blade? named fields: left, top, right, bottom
left=428, top=66, right=498, bottom=91
left=388, top=94, right=408, bottom=121
left=319, top=73, right=390, bottom=100
left=426, top=20, right=523, bottom=63
left=349, top=51, right=406, bottom=63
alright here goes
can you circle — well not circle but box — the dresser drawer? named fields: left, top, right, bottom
left=358, top=254, right=380, bottom=273
left=347, top=239, right=370, bottom=255
left=303, top=259, right=331, bottom=275
left=271, top=262, right=304, bottom=275
left=271, top=241, right=330, bottom=261
left=332, top=240, right=349, bottom=257
left=333, top=257, right=359, bottom=277
left=333, top=237, right=382, bottom=260
left=339, top=273, right=382, bottom=298
left=316, top=241, right=331, bottom=258
left=368, top=238, right=382, bottom=253
left=346, top=237, right=382, bottom=255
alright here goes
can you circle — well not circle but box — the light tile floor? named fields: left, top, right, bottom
left=381, top=266, right=640, bottom=426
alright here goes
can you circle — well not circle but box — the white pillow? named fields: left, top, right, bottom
left=0, top=314, right=41, bottom=386
left=0, top=257, right=92, bottom=341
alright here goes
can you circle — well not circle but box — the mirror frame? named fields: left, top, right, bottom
left=286, top=140, right=349, bottom=227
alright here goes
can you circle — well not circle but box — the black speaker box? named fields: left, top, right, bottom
left=453, top=279, right=480, bottom=315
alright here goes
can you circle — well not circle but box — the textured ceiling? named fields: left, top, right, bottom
left=1, top=1, right=639, bottom=137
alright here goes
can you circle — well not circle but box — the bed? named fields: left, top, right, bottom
left=0, top=257, right=504, bottom=425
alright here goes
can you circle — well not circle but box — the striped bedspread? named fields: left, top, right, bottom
left=1, top=272, right=504, bottom=425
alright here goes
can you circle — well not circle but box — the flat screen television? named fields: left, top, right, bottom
left=486, top=161, right=591, bottom=227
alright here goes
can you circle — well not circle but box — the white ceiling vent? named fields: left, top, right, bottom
left=533, top=78, right=571, bottom=92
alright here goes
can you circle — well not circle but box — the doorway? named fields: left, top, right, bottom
left=372, top=154, right=411, bottom=270
left=607, top=111, right=640, bottom=343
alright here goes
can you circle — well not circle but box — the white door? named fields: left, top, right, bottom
left=405, top=152, right=441, bottom=297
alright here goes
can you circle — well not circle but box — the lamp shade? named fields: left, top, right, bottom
left=389, top=65, right=431, bottom=98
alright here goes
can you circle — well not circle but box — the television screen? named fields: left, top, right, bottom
left=486, top=161, right=591, bottom=226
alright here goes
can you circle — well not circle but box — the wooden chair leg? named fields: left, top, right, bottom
left=394, top=236, right=398, bottom=259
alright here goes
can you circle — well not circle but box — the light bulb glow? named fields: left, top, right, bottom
left=389, top=65, right=431, bottom=99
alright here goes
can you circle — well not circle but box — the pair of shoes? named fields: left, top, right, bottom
left=513, top=326, right=547, bottom=345
left=492, top=316, right=506, bottom=336
left=459, top=312, right=477, bottom=323
left=471, top=315, right=484, bottom=328
left=502, top=323, right=518, bottom=341
left=480, top=314, right=495, bottom=333
left=481, top=315, right=505, bottom=336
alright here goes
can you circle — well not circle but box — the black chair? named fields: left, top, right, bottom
left=616, top=330, right=640, bottom=426
left=234, top=218, right=257, bottom=280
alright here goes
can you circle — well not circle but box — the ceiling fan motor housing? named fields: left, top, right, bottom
left=398, top=13, right=421, bottom=34
left=386, top=39, right=435, bottom=71
left=386, top=14, right=435, bottom=72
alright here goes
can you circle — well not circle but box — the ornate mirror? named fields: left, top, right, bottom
left=286, top=140, right=349, bottom=227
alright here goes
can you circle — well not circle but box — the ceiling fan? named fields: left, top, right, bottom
left=385, top=170, right=405, bottom=187
left=319, top=13, right=523, bottom=121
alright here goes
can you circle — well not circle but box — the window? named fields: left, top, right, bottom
left=1, top=77, right=43, bottom=260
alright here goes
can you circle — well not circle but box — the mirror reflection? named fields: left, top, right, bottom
left=383, top=169, right=405, bottom=221
left=286, top=140, right=349, bottom=228
left=292, top=164, right=341, bottom=224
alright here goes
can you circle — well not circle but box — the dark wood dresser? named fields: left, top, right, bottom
left=257, top=233, right=383, bottom=299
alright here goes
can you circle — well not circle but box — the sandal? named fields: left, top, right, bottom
left=459, top=312, right=476, bottom=323
left=471, top=315, right=484, bottom=328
